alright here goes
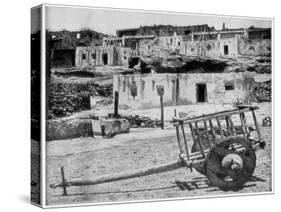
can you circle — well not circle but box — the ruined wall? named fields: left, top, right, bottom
left=138, top=39, right=155, bottom=56
left=138, top=34, right=184, bottom=55
left=138, top=38, right=171, bottom=57
left=158, top=35, right=183, bottom=51
left=114, top=73, right=254, bottom=109
left=75, top=46, right=114, bottom=67
left=180, top=40, right=220, bottom=57
left=75, top=46, right=130, bottom=67
left=120, top=47, right=131, bottom=63
left=238, top=38, right=271, bottom=56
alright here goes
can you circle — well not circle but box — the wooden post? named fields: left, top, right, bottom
left=156, top=85, right=165, bottom=130
left=60, top=167, right=68, bottom=196
left=160, top=95, right=164, bottom=129
left=114, top=91, right=119, bottom=117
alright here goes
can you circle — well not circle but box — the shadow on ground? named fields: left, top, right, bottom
left=53, top=176, right=265, bottom=197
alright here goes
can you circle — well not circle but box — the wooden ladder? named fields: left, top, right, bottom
left=104, top=35, right=124, bottom=65
left=197, top=28, right=206, bottom=57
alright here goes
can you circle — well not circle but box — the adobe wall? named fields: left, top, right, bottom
left=180, top=40, right=220, bottom=57
left=138, top=39, right=171, bottom=57
left=132, top=34, right=270, bottom=58
left=138, top=39, right=155, bottom=55
left=75, top=46, right=131, bottom=68
left=238, top=38, right=271, bottom=56
left=180, top=36, right=239, bottom=57
left=158, top=35, right=183, bottom=51
left=113, top=73, right=254, bottom=109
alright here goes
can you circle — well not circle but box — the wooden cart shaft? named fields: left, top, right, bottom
left=51, top=161, right=182, bottom=190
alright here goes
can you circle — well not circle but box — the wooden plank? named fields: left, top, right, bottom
left=241, top=112, right=250, bottom=137
left=189, top=123, right=197, bottom=146
left=175, top=126, right=184, bottom=154
left=225, top=116, right=231, bottom=135
left=173, top=107, right=254, bottom=125
left=239, top=113, right=247, bottom=139
left=252, top=109, right=262, bottom=141
left=209, top=119, right=217, bottom=144
left=216, top=117, right=224, bottom=139
left=203, top=120, right=212, bottom=148
left=174, top=109, right=185, bottom=153
left=181, top=123, right=190, bottom=160
left=228, top=115, right=236, bottom=135
left=194, top=122, right=206, bottom=158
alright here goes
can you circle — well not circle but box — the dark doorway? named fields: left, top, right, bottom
left=224, top=45, right=229, bottom=55
left=102, top=53, right=108, bottom=65
left=196, top=84, right=207, bottom=103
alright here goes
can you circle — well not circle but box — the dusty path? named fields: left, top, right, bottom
left=46, top=124, right=272, bottom=206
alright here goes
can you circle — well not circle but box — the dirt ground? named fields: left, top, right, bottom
left=44, top=102, right=272, bottom=206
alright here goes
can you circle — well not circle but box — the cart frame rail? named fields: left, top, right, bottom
left=172, top=105, right=264, bottom=168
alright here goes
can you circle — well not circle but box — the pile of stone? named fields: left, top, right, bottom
left=122, top=115, right=162, bottom=128
left=256, top=65, right=271, bottom=74
left=247, top=64, right=271, bottom=74
left=94, top=84, right=113, bottom=97
left=262, top=116, right=272, bottom=127
left=48, top=83, right=113, bottom=119
left=250, top=80, right=271, bottom=103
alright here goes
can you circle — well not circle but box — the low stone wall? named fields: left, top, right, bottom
left=46, top=117, right=93, bottom=141
left=46, top=116, right=131, bottom=141
left=91, top=118, right=130, bottom=138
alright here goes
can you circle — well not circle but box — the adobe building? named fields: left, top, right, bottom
left=74, top=26, right=271, bottom=68
left=75, top=46, right=131, bottom=68
left=116, top=24, right=213, bottom=37
left=180, top=27, right=271, bottom=57
left=113, top=73, right=254, bottom=109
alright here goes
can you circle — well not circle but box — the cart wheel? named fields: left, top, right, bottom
left=206, top=136, right=256, bottom=191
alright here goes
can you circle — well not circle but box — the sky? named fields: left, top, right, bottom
left=31, top=7, right=41, bottom=33
left=42, top=5, right=272, bottom=35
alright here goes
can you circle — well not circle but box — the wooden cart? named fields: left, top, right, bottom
left=50, top=105, right=265, bottom=195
